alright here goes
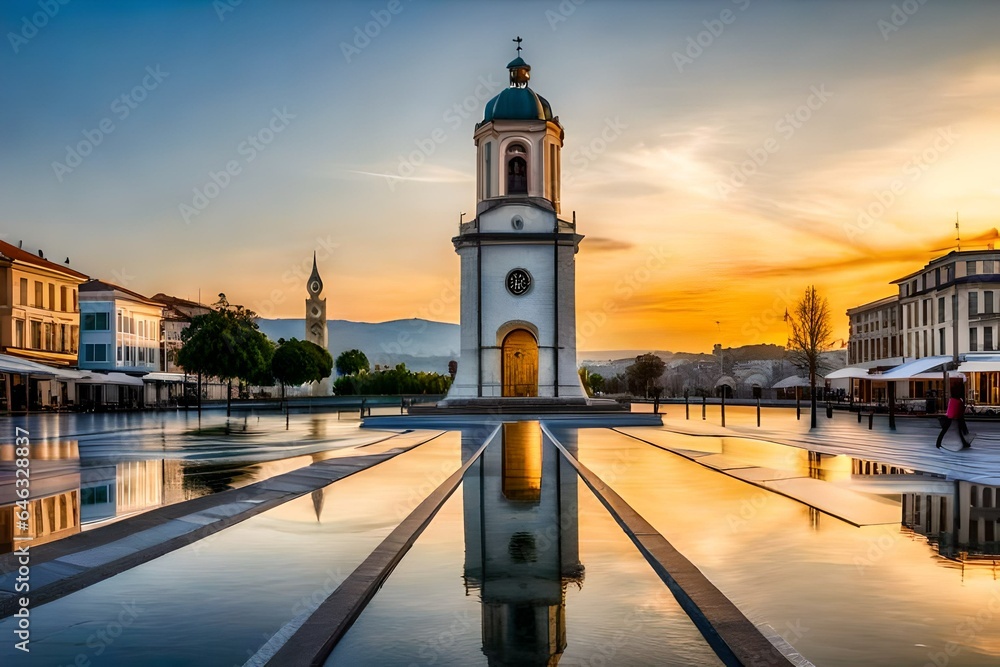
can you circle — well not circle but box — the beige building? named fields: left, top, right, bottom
left=0, top=240, right=87, bottom=367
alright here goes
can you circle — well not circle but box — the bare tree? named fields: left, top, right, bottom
left=787, top=285, right=833, bottom=428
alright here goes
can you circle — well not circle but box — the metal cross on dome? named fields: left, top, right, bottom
left=513, top=36, right=523, bottom=55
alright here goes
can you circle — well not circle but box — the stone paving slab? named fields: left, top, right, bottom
left=56, top=543, right=141, bottom=569
left=759, top=477, right=900, bottom=526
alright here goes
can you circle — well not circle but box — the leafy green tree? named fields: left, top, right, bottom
left=625, top=353, right=666, bottom=397
left=333, top=362, right=451, bottom=396
left=303, top=341, right=334, bottom=382
left=788, top=285, right=833, bottom=428
left=335, top=349, right=370, bottom=376
left=176, top=295, right=272, bottom=416
left=589, top=373, right=605, bottom=394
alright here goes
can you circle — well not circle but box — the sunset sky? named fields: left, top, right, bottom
left=3, top=0, right=1000, bottom=353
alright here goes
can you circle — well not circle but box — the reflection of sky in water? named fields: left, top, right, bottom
left=0, top=412, right=416, bottom=552
left=0, top=417, right=998, bottom=665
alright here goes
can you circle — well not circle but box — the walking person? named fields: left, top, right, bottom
left=936, top=376, right=974, bottom=449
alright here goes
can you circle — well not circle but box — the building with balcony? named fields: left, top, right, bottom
left=78, top=280, right=164, bottom=374
left=842, top=249, right=1000, bottom=407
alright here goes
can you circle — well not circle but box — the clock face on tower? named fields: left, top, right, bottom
left=506, top=268, right=532, bottom=296
left=309, top=280, right=321, bottom=294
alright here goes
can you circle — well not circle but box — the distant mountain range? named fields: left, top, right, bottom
left=256, top=318, right=460, bottom=374
left=255, top=318, right=735, bottom=374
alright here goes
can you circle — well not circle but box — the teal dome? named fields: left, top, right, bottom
left=483, top=87, right=554, bottom=122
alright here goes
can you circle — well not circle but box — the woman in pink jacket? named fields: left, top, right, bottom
left=936, top=377, right=973, bottom=449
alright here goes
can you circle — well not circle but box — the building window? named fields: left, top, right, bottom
left=935, top=267, right=941, bottom=285
left=83, top=312, right=110, bottom=330
left=938, top=297, right=945, bottom=323
left=986, top=259, right=995, bottom=274
left=939, top=328, right=946, bottom=356
left=34, top=281, right=43, bottom=307
left=117, top=345, right=123, bottom=362
left=986, top=327, right=994, bottom=352
left=29, top=321, right=42, bottom=348
left=970, top=328, right=978, bottom=352
left=484, top=142, right=492, bottom=198
left=891, top=336, right=897, bottom=357
left=969, top=292, right=979, bottom=317
left=48, top=283, right=55, bottom=311
left=506, top=143, right=528, bottom=195
left=967, top=260, right=977, bottom=276
left=986, top=291, right=995, bottom=314
left=60, top=286, right=67, bottom=311
left=922, top=299, right=929, bottom=326
left=14, top=319, right=24, bottom=348
left=83, top=343, right=109, bottom=363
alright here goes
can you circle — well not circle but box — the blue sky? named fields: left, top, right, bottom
left=3, top=0, right=1000, bottom=351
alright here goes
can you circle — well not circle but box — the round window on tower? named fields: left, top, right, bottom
left=511, top=215, right=524, bottom=230
left=311, top=307, right=320, bottom=317
left=310, top=280, right=321, bottom=294
left=505, top=268, right=532, bottom=296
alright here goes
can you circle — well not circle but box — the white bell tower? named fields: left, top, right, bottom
left=442, top=40, right=587, bottom=404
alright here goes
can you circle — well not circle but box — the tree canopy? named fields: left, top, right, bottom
left=333, top=363, right=451, bottom=396
left=625, top=353, right=666, bottom=397
left=335, top=349, right=370, bottom=376
left=272, top=338, right=331, bottom=388
left=176, top=294, right=273, bottom=414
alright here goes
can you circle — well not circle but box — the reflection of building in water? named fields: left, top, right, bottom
left=80, top=460, right=177, bottom=523
left=0, top=441, right=81, bottom=553
left=855, top=458, right=1000, bottom=555
left=462, top=422, right=584, bottom=666
left=903, top=482, right=1000, bottom=555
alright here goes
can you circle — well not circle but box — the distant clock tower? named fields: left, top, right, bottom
left=305, top=252, right=330, bottom=396
left=442, top=40, right=587, bottom=404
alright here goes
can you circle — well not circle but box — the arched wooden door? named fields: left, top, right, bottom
left=501, top=329, right=538, bottom=397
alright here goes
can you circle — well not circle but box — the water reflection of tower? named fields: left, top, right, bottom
left=462, top=422, right=584, bottom=666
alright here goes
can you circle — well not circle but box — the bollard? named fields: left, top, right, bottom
left=702, top=396, right=706, bottom=420
left=757, top=398, right=761, bottom=427
left=721, top=391, right=726, bottom=428
left=857, top=410, right=862, bottom=423
left=868, top=412, right=874, bottom=430
left=685, top=391, right=690, bottom=420
left=826, top=402, right=833, bottom=419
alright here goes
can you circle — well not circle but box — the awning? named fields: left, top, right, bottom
left=957, top=355, right=1000, bottom=373
left=0, top=353, right=62, bottom=378
left=75, top=372, right=145, bottom=387
left=825, top=366, right=873, bottom=380
left=772, top=375, right=812, bottom=389
left=875, top=356, right=952, bottom=380
left=142, top=372, right=190, bottom=383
